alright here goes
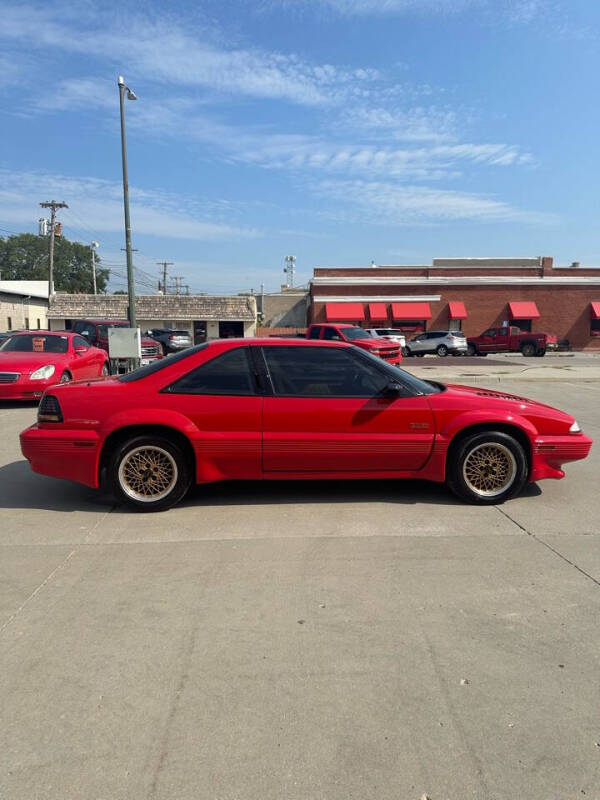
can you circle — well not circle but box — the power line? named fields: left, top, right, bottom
left=157, top=261, right=174, bottom=294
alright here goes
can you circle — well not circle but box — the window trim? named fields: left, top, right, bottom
left=161, top=345, right=258, bottom=396
left=259, top=344, right=422, bottom=399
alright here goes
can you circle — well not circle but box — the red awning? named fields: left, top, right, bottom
left=367, top=303, right=388, bottom=321
left=325, top=302, right=365, bottom=322
left=448, top=301, right=467, bottom=320
left=591, top=302, right=600, bottom=319
left=508, top=301, right=540, bottom=319
left=391, top=302, right=432, bottom=320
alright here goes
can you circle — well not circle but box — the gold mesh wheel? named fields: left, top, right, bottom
left=118, top=445, right=178, bottom=503
left=462, top=441, right=517, bottom=499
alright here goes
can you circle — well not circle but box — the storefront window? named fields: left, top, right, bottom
left=393, top=320, right=426, bottom=332
left=511, top=319, right=532, bottom=332
left=591, top=319, right=600, bottom=337
left=448, top=319, right=462, bottom=331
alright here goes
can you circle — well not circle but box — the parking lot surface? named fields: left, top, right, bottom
left=1, top=377, right=599, bottom=800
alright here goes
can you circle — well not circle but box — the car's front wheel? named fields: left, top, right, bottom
left=446, top=431, right=528, bottom=505
left=466, top=343, right=477, bottom=356
left=109, top=435, right=192, bottom=511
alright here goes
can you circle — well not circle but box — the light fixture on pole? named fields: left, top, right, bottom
left=117, top=75, right=137, bottom=331
left=90, top=241, right=99, bottom=295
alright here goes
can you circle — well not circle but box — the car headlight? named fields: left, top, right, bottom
left=569, top=420, right=582, bottom=434
left=30, top=364, right=56, bottom=381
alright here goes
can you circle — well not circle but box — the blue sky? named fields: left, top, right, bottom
left=0, top=0, right=598, bottom=293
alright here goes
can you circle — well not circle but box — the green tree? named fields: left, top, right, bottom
left=0, top=233, right=110, bottom=293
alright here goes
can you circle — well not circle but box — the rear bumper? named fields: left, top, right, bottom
left=530, top=434, right=593, bottom=481
left=20, top=424, right=101, bottom=488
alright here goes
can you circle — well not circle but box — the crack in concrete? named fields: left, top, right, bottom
left=494, top=506, right=600, bottom=589
left=0, top=505, right=116, bottom=635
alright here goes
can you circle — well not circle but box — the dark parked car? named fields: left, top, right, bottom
left=147, top=328, right=193, bottom=355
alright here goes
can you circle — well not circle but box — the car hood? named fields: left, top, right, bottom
left=0, top=352, right=69, bottom=373
left=429, top=382, right=576, bottom=430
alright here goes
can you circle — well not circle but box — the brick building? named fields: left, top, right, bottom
left=47, top=293, right=257, bottom=342
left=309, top=257, right=600, bottom=350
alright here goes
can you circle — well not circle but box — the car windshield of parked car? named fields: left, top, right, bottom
left=118, top=343, right=208, bottom=382
left=343, top=328, right=372, bottom=341
left=0, top=334, right=68, bottom=354
left=97, top=323, right=129, bottom=337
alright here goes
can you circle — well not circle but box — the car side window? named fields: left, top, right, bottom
left=73, top=336, right=90, bottom=350
left=262, top=346, right=390, bottom=397
left=322, top=327, right=342, bottom=341
left=166, top=347, right=255, bottom=395
left=308, top=327, right=321, bottom=339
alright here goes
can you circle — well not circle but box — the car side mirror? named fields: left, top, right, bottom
left=74, top=345, right=88, bottom=355
left=382, top=380, right=403, bottom=396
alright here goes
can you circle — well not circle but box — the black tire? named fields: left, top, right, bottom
left=415, top=352, right=425, bottom=358
left=446, top=431, right=528, bottom=505
left=101, top=362, right=110, bottom=376
left=521, top=342, right=536, bottom=357
left=109, top=434, right=192, bottom=512
left=436, top=344, right=449, bottom=357
left=534, top=349, right=546, bottom=357
left=466, top=343, right=477, bottom=356
left=59, top=371, right=72, bottom=383
left=401, top=347, right=408, bottom=357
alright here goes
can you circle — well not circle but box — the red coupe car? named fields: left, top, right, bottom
left=20, top=338, right=591, bottom=511
left=0, top=331, right=109, bottom=401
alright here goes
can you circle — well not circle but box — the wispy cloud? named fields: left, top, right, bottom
left=316, top=179, right=556, bottom=224
left=0, top=4, right=381, bottom=107
left=267, top=0, right=551, bottom=19
left=0, top=170, right=260, bottom=242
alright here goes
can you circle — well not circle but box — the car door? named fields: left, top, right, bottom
left=160, top=345, right=263, bottom=480
left=71, top=335, right=100, bottom=378
left=260, top=344, right=435, bottom=473
left=409, top=333, right=427, bottom=354
left=478, top=328, right=497, bottom=352
left=495, top=327, right=510, bottom=351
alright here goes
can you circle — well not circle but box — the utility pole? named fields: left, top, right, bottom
left=117, top=75, right=137, bottom=331
left=172, top=276, right=184, bottom=295
left=157, top=261, right=173, bottom=294
left=91, top=241, right=99, bottom=294
left=40, top=200, right=68, bottom=297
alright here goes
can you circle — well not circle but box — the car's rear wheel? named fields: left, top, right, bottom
left=446, top=431, right=528, bottom=505
left=59, top=371, right=72, bottom=383
left=109, top=435, right=192, bottom=511
left=521, top=342, right=536, bottom=357
left=436, top=344, right=449, bottom=357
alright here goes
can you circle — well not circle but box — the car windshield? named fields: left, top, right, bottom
left=118, top=343, right=208, bottom=382
left=0, top=334, right=69, bottom=354
left=355, top=348, right=442, bottom=394
left=343, top=328, right=372, bottom=340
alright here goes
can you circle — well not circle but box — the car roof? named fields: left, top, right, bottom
left=77, top=319, right=129, bottom=324
left=207, top=337, right=353, bottom=348
left=8, top=329, right=72, bottom=336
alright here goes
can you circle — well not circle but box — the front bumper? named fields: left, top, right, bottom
left=530, top=433, right=593, bottom=481
left=0, top=377, right=56, bottom=401
left=20, top=424, right=101, bottom=488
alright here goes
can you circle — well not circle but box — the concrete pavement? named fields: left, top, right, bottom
left=1, top=378, right=599, bottom=800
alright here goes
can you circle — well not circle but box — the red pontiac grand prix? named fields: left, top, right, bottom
left=20, top=338, right=592, bottom=511
left=0, top=331, right=109, bottom=401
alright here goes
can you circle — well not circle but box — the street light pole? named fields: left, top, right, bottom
left=90, top=241, right=99, bottom=295
left=117, top=75, right=137, bottom=330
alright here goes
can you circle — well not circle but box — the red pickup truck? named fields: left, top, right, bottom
left=467, top=326, right=557, bottom=357
left=306, top=324, right=402, bottom=364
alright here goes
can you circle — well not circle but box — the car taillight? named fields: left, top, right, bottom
left=38, top=394, right=63, bottom=423
left=169, top=335, right=175, bottom=340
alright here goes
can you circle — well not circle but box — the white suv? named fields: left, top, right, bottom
left=405, top=330, right=468, bottom=357
left=365, top=328, right=406, bottom=352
